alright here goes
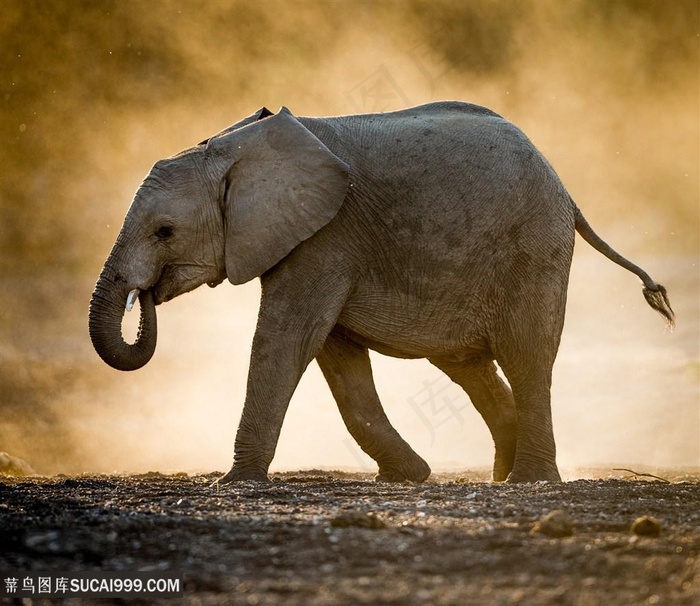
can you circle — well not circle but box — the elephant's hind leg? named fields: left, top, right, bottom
left=494, top=332, right=563, bottom=483
left=497, top=358, right=561, bottom=483
left=429, top=356, right=517, bottom=481
left=317, top=330, right=431, bottom=483
left=492, top=273, right=569, bottom=483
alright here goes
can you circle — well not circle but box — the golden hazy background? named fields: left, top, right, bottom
left=1, top=0, right=698, bottom=476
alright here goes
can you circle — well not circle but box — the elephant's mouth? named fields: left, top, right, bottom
left=150, top=266, right=185, bottom=305
left=152, top=284, right=179, bottom=306
left=151, top=265, right=225, bottom=305
left=151, top=287, right=169, bottom=306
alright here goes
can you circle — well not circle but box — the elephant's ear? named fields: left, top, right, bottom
left=223, top=108, right=349, bottom=285
left=201, top=107, right=274, bottom=146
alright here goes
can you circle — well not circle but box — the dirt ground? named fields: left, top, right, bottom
left=1, top=469, right=698, bottom=605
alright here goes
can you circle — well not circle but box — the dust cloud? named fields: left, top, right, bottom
left=1, top=0, right=698, bottom=477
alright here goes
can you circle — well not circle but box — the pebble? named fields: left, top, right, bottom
left=631, top=515, right=662, bottom=537
left=531, top=510, right=574, bottom=537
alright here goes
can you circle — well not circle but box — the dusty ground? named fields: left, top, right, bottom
left=1, top=469, right=698, bottom=605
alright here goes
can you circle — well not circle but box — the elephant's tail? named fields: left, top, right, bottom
left=574, top=206, right=675, bottom=329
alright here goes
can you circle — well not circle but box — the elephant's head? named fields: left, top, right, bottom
left=89, top=107, right=349, bottom=370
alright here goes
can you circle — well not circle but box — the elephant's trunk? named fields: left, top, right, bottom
left=89, top=267, right=157, bottom=371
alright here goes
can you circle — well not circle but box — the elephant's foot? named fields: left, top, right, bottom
left=217, top=466, right=272, bottom=485
left=505, top=461, right=561, bottom=483
left=492, top=444, right=517, bottom=482
left=376, top=455, right=431, bottom=483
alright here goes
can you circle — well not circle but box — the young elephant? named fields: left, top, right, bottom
left=89, top=102, right=673, bottom=483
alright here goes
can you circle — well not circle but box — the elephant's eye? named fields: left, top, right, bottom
left=154, top=225, right=174, bottom=240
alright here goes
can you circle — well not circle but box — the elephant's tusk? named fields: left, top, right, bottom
left=125, top=288, right=140, bottom=312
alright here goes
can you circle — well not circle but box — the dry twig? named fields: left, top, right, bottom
left=612, top=468, right=671, bottom=483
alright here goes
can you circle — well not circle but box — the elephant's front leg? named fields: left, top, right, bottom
left=218, top=331, right=303, bottom=482
left=317, top=330, right=431, bottom=483
left=219, top=279, right=348, bottom=484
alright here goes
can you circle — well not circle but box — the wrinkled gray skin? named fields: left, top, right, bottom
left=89, top=102, right=674, bottom=484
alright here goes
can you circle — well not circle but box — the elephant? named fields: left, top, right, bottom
left=89, top=101, right=674, bottom=484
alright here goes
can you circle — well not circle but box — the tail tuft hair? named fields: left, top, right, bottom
left=642, top=285, right=675, bottom=330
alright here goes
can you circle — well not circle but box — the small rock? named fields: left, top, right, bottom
left=532, top=510, right=573, bottom=537
left=631, top=516, right=662, bottom=537
left=330, top=512, right=386, bottom=529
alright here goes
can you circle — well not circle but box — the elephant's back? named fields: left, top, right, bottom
left=303, top=102, right=568, bottom=213
left=305, top=103, right=575, bottom=247
left=301, top=101, right=512, bottom=171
